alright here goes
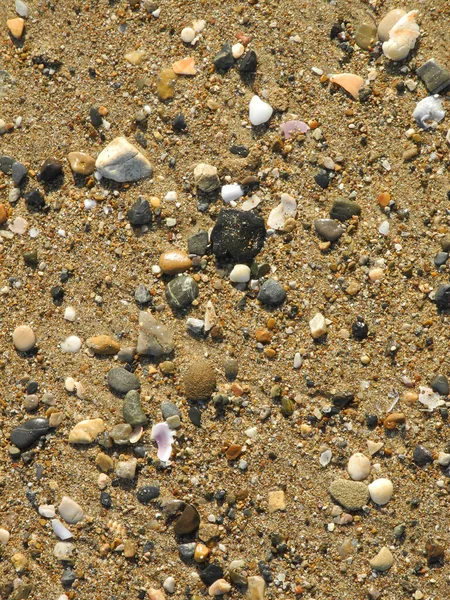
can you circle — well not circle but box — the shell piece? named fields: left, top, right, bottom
left=347, top=452, right=371, bottom=481
left=280, top=120, right=309, bottom=139
left=368, top=478, right=393, bottom=505
left=418, top=385, right=445, bottom=410
left=412, top=96, right=446, bottom=129
left=51, top=519, right=73, bottom=541
left=382, top=10, right=420, bottom=61
left=172, top=57, right=196, bottom=75
left=151, top=422, right=175, bottom=462
left=267, top=193, right=297, bottom=230
left=330, top=73, right=365, bottom=99
left=249, top=95, right=273, bottom=126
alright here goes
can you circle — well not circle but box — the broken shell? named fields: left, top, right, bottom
left=129, top=425, right=143, bottom=444
left=330, top=73, right=365, bottom=99
left=151, top=422, right=175, bottom=462
left=382, top=10, right=420, bottom=61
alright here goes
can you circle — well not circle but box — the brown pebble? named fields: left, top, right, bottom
left=426, top=540, right=445, bottom=565
left=68, top=152, right=96, bottom=175
left=123, top=540, right=137, bottom=558
left=7, top=18, right=25, bottom=39
left=225, top=444, right=243, bottom=460
left=402, top=146, right=418, bottom=162
left=383, top=412, right=406, bottom=429
left=0, top=203, right=8, bottom=225
left=255, top=328, right=271, bottom=343
left=194, top=543, right=210, bottom=562
left=86, top=335, right=120, bottom=355
left=403, top=391, right=418, bottom=404
left=159, top=249, right=192, bottom=274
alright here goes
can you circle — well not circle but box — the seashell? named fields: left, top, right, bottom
left=106, top=519, right=127, bottom=538
left=329, top=73, right=365, bottom=99
left=368, top=478, right=393, bottom=505
left=204, top=300, right=217, bottom=333
left=418, top=385, right=445, bottom=410
left=347, top=452, right=371, bottom=481
left=382, top=10, right=419, bottom=61
left=151, top=422, right=175, bottom=462
left=280, top=120, right=309, bottom=139
left=129, top=425, right=143, bottom=444
left=267, top=193, right=297, bottom=230
left=413, top=96, right=445, bottom=129
left=249, top=95, right=273, bottom=126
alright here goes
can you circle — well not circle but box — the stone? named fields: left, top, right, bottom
left=38, top=159, right=63, bottom=182
left=347, top=453, right=371, bottom=481
left=24, top=189, right=45, bottom=211
left=222, top=183, right=244, bottom=203
left=246, top=576, right=266, bottom=600
left=330, top=198, right=361, bottom=221
left=0, top=528, right=10, bottom=545
left=194, top=543, right=210, bottom=562
left=13, top=325, right=36, bottom=351
left=240, top=51, right=257, bottom=73
left=377, top=9, right=406, bottom=42
left=183, top=361, right=216, bottom=400
left=194, top=163, right=220, bottom=193
left=425, top=540, right=445, bottom=565
left=161, top=402, right=181, bottom=419
left=124, top=540, right=137, bottom=558
left=416, top=59, right=450, bottom=95
left=172, top=57, right=196, bottom=75
left=159, top=249, right=192, bottom=274
left=58, top=496, right=84, bottom=524
left=188, top=406, right=201, bottom=427
left=127, top=197, right=152, bottom=226
left=208, top=580, right=231, bottom=596
left=95, top=137, right=152, bottom=182
left=96, top=452, right=113, bottom=472
left=230, top=265, right=251, bottom=283
left=123, top=390, right=148, bottom=426
left=137, top=311, right=174, bottom=356
left=355, top=20, right=377, bottom=50
left=61, top=566, right=76, bottom=587
left=116, top=457, right=137, bottom=479
left=172, top=113, right=187, bottom=131
left=224, top=358, right=238, bottom=380
left=0, top=155, right=15, bottom=174
left=309, top=312, right=327, bottom=339
left=368, top=478, right=393, bottom=505
left=200, top=564, right=224, bottom=586
left=257, top=279, right=286, bottom=306
left=135, top=284, right=151, bottom=304
left=314, top=170, right=329, bottom=189
left=15, top=0, right=29, bottom=18
left=10, top=418, right=49, bottom=449
left=0, top=203, right=7, bottom=225
left=90, top=106, right=102, bottom=128
left=165, top=275, right=199, bottom=309
left=188, top=231, right=209, bottom=255
left=108, top=367, right=140, bottom=396
left=54, top=542, right=74, bottom=560
left=67, top=152, right=95, bottom=175
left=211, top=209, right=266, bottom=261
left=413, top=445, right=433, bottom=466
left=214, top=43, right=234, bottom=71
left=68, top=419, right=105, bottom=444
left=328, top=479, right=369, bottom=511
left=148, top=589, right=166, bottom=600
left=268, top=490, right=286, bottom=513
left=11, top=162, right=27, bottom=185
left=86, top=335, right=120, bottom=355
left=229, top=144, right=249, bottom=157
left=125, top=50, right=145, bottom=65
left=314, top=219, right=345, bottom=242
left=136, top=485, right=160, bottom=504
left=179, top=542, right=196, bottom=561
left=226, top=444, right=243, bottom=460
left=430, top=374, right=449, bottom=395
left=369, top=547, right=394, bottom=572
left=7, top=17, right=25, bottom=38
left=435, top=284, right=450, bottom=309
left=435, top=252, right=448, bottom=266
left=174, top=504, right=200, bottom=535
left=157, top=68, right=176, bottom=100
left=249, top=95, right=273, bottom=126
left=110, top=423, right=132, bottom=445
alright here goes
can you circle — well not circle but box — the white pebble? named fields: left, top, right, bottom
left=186, top=317, right=204, bottom=333
left=58, top=496, right=84, bottom=524
left=309, top=312, right=327, bottom=339
left=293, top=352, right=302, bottom=369
left=249, top=95, right=273, bottom=126
left=54, top=542, right=74, bottom=560
left=192, top=19, right=205, bottom=33
left=378, top=220, right=389, bottom=235
left=164, top=191, right=177, bottom=201
left=181, top=27, right=195, bottom=43
left=368, top=478, right=393, bottom=505
left=61, top=336, right=82, bottom=353
left=84, top=199, right=97, bottom=210
left=29, top=227, right=40, bottom=238
left=0, top=528, right=10, bottom=545
left=64, top=306, right=76, bottom=322
left=51, top=519, right=73, bottom=540
left=347, top=452, right=371, bottom=481
left=39, top=504, right=56, bottom=518
left=319, top=449, right=332, bottom=467
left=230, top=264, right=251, bottom=283
left=438, top=452, right=450, bottom=466
left=98, top=473, right=110, bottom=489
left=221, top=184, right=244, bottom=204
left=9, top=217, right=28, bottom=234
left=163, top=577, right=175, bottom=594
left=15, top=0, right=29, bottom=17
left=232, top=43, right=245, bottom=59
left=245, top=426, right=257, bottom=439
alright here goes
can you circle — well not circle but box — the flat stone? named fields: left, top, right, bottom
left=329, top=478, right=369, bottom=511
left=161, top=401, right=181, bottom=419
left=417, top=59, right=450, bottom=94
left=68, top=419, right=105, bottom=444
left=125, top=50, right=145, bottom=65
left=95, top=137, right=152, bottom=182
left=108, top=367, right=140, bottom=395
left=268, top=490, right=286, bottom=513
left=183, top=360, right=216, bottom=401
left=137, top=311, right=174, bottom=356
left=127, top=197, right=152, bottom=226
left=431, top=374, right=449, bottom=395
left=10, top=418, right=49, bottom=449
left=136, top=485, right=160, bottom=504
left=314, top=218, right=345, bottom=242
left=210, top=209, right=266, bottom=261
left=38, top=159, right=63, bottom=182
left=11, top=162, right=27, bottom=185
left=369, top=547, right=394, bottom=572
left=86, top=335, right=120, bottom=355
left=194, top=163, right=220, bottom=193
left=165, top=275, right=199, bottom=309
left=188, top=231, right=209, bottom=255
left=134, top=284, right=151, bottom=304
left=435, top=252, right=448, bottom=266
left=159, top=249, right=192, bottom=274
left=58, top=496, right=84, bottom=524
left=330, top=198, right=361, bottom=222
left=12, top=325, right=35, bottom=351
left=172, top=56, right=196, bottom=75
left=413, top=444, right=433, bottom=466
left=174, top=504, right=200, bottom=535
left=188, top=406, right=201, bottom=427
left=7, top=17, right=25, bottom=38
left=0, top=156, right=15, bottom=174
left=123, top=390, right=148, bottom=426
left=257, top=279, right=286, bottom=306
left=67, top=152, right=95, bottom=175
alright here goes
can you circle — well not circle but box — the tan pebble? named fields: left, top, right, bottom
left=255, top=328, right=271, bottom=343
left=267, top=317, right=276, bottom=330
left=208, top=579, right=231, bottom=596
left=97, top=473, right=110, bottom=489
left=96, top=452, right=114, bottom=472
left=98, top=106, right=109, bottom=116
left=403, top=391, right=418, bottom=404
left=123, top=539, right=137, bottom=558
left=194, top=543, right=210, bottom=562
left=264, top=348, right=276, bottom=358
left=86, top=335, right=120, bottom=355
left=147, top=589, right=166, bottom=600
left=49, top=412, right=64, bottom=428
left=383, top=412, right=406, bottom=429
left=159, top=249, right=192, bottom=274
left=225, top=444, right=243, bottom=460
left=403, top=146, right=418, bottom=162
left=68, top=418, right=105, bottom=444
left=68, top=152, right=95, bottom=175
left=7, top=18, right=25, bottom=38
left=125, top=50, right=145, bottom=65
left=0, top=528, right=10, bottom=545
left=360, top=354, right=370, bottom=365
left=284, top=217, right=297, bottom=232
left=0, top=203, right=8, bottom=225
left=11, top=552, right=27, bottom=571
left=346, top=281, right=360, bottom=296
left=368, top=267, right=384, bottom=281
left=150, top=196, right=161, bottom=208
left=300, top=423, right=312, bottom=436
left=157, top=69, right=176, bottom=101
left=13, top=325, right=36, bottom=352
left=172, top=57, right=196, bottom=75
left=268, top=490, right=285, bottom=513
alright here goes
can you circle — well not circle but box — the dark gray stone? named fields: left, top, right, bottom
left=0, top=156, right=15, bottom=175
left=200, top=564, right=224, bottom=586
left=435, top=284, right=450, bottom=309
left=188, top=406, right=201, bottom=427
left=431, top=374, right=449, bottom=396
left=188, top=231, right=209, bottom=255
left=178, top=542, right=196, bottom=561
left=134, top=284, right=151, bottom=304
left=314, top=170, right=329, bottom=189
left=90, top=106, right=102, bottom=128
left=413, top=445, right=433, bottom=467
left=210, top=209, right=266, bottom=261
left=174, top=504, right=200, bottom=535
left=229, top=145, right=249, bottom=157
left=123, top=390, right=148, bottom=426
left=257, top=278, right=286, bottom=306
left=11, top=162, right=27, bottom=185
left=416, top=59, right=450, bottom=95
left=239, top=50, right=257, bottom=73
left=213, top=43, right=234, bottom=71
left=165, top=275, right=199, bottom=309
left=108, top=367, right=140, bottom=395
left=10, top=418, right=49, bottom=450
left=434, top=252, right=448, bottom=266
left=61, top=567, right=76, bottom=587
left=314, top=218, right=345, bottom=242
left=127, top=197, right=152, bottom=226
left=136, top=484, right=160, bottom=504
left=24, top=189, right=45, bottom=211
left=330, top=198, right=361, bottom=221
left=38, top=159, right=63, bottom=182
left=161, top=401, right=181, bottom=419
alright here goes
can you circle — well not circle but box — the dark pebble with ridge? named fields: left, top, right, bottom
left=24, top=189, right=45, bottom=211
left=257, top=278, right=286, bottom=306
left=199, top=564, right=224, bottom=586
left=239, top=50, right=257, bottom=73
left=210, top=208, right=266, bottom=262
left=165, top=275, right=199, bottom=310
left=127, top=197, right=152, bottom=226
left=172, top=113, right=187, bottom=131
left=413, top=445, right=433, bottom=467
left=10, top=418, right=49, bottom=450
left=213, top=43, right=234, bottom=71
left=136, top=485, right=160, bottom=504
left=38, top=159, right=63, bottom=183
left=108, top=367, right=141, bottom=396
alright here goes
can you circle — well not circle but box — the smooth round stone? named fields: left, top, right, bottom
left=165, top=275, right=199, bottom=309
left=108, top=367, right=140, bottom=395
left=224, top=358, right=238, bottom=380
left=0, top=529, right=10, bottom=545
left=67, top=152, right=95, bottom=175
left=230, top=264, right=251, bottom=283
left=15, top=0, right=29, bottom=18
left=61, top=335, right=82, bottom=353
left=110, top=423, right=132, bottom=445
left=330, top=198, right=361, bottom=222
left=355, top=20, right=377, bottom=50
left=13, top=325, right=36, bottom=351
left=95, top=137, right=152, bottom=182
left=174, top=504, right=200, bottom=535
left=161, top=401, right=181, bottom=419
left=11, top=162, right=28, bottom=185
left=314, top=219, right=345, bottom=242
left=10, top=417, right=49, bottom=449
left=368, top=478, right=393, bottom=505
left=370, top=547, right=394, bottom=572
left=38, top=159, right=63, bottom=182
left=430, top=374, right=449, bottom=395
left=435, top=284, right=450, bottom=309
left=249, top=95, right=273, bottom=126
left=329, top=479, right=369, bottom=511
left=181, top=27, right=195, bottom=43
left=257, top=279, right=286, bottom=306
left=377, top=8, right=405, bottom=42
left=347, top=453, right=371, bottom=481
left=23, top=394, right=39, bottom=412
left=58, top=496, right=84, bottom=524
left=123, top=390, right=148, bottom=426
left=136, top=485, right=160, bottom=504
left=159, top=249, right=192, bottom=275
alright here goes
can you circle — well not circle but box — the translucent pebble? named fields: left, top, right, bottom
left=9, top=217, right=28, bottom=234
left=230, top=264, right=251, bottom=283
left=378, top=221, right=389, bottom=235
left=52, top=519, right=73, bottom=540
left=29, top=228, right=39, bottom=238
left=84, top=199, right=97, bottom=210
left=181, top=27, right=195, bottom=43
left=320, top=449, right=332, bottom=466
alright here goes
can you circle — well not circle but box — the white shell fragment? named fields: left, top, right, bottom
left=418, top=386, right=445, bottom=410
left=52, top=519, right=73, bottom=540
left=64, top=306, right=76, bottom=322
left=368, top=478, right=393, bottom=505
left=249, top=95, right=273, bottom=126
left=347, top=453, right=371, bottom=481
left=221, top=184, right=244, bottom=204
left=267, top=193, right=297, bottom=230
left=204, top=300, right=217, bottom=332
left=39, top=504, right=56, bottom=518
left=413, top=96, right=446, bottom=129
left=319, top=449, right=332, bottom=467
left=151, top=422, right=175, bottom=462
left=382, top=10, right=420, bottom=61
left=58, top=496, right=84, bottom=524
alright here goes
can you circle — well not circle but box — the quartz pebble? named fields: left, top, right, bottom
left=194, top=163, right=220, bottom=193
left=64, top=306, right=76, bottom=321
left=230, top=264, right=251, bottom=283
left=116, top=458, right=137, bottom=479
left=61, top=335, right=82, bottom=353
left=181, top=27, right=195, bottom=43
left=159, top=249, right=192, bottom=274
left=68, top=418, right=105, bottom=444
left=247, top=576, right=266, bottom=600
left=95, top=137, right=152, bottom=182
left=368, top=478, right=393, bottom=505
left=67, top=152, right=95, bottom=175
left=52, top=520, right=73, bottom=541
left=54, top=542, right=74, bottom=560
left=58, top=496, right=84, bottom=524
left=125, top=50, right=145, bottom=65
left=221, top=184, right=244, bottom=203
left=347, top=453, right=371, bottom=481
left=249, top=95, right=273, bottom=126
left=309, top=312, right=327, bottom=339
left=369, top=547, right=394, bottom=572
left=12, top=325, right=36, bottom=351
left=137, top=311, right=174, bottom=356
left=39, top=504, right=56, bottom=518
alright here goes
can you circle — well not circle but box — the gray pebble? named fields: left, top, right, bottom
left=257, top=279, right=286, bottom=306
left=123, top=390, right=148, bottom=426
left=314, top=218, right=345, bottom=242
left=165, top=275, right=199, bottom=309
left=108, top=367, right=140, bottom=396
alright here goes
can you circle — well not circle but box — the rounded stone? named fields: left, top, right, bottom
left=257, top=279, right=286, bottom=306
left=378, top=8, right=406, bottom=42
left=435, top=284, right=450, bottom=309
left=369, top=547, right=394, bottom=572
left=347, top=453, right=371, bottom=481
left=127, top=197, right=152, bottom=226
left=123, top=390, right=148, bottom=426
left=314, top=219, right=345, bottom=242
left=136, top=485, right=160, bottom=504
left=159, top=249, right=192, bottom=275
left=183, top=360, right=217, bottom=401
left=10, top=418, right=49, bottom=449
left=13, top=325, right=36, bottom=351
left=38, top=159, right=63, bottom=183
left=430, top=374, right=449, bottom=395
left=368, top=478, right=393, bottom=505
left=108, top=367, right=140, bottom=396
left=165, top=275, right=199, bottom=309
left=86, top=335, right=120, bottom=355
left=67, top=152, right=95, bottom=175
left=330, top=198, right=361, bottom=222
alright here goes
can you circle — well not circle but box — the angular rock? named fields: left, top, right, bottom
left=213, top=43, right=234, bottom=71
left=10, top=418, right=49, bottom=449
left=257, top=279, right=286, bottom=306
left=7, top=17, right=25, bottom=38
left=369, top=547, right=394, bottom=572
left=137, top=311, right=174, bottom=356
left=314, top=218, right=345, bottom=242
left=38, top=159, right=63, bottom=182
left=328, top=479, right=369, bottom=511
left=24, top=189, right=45, bottom=211
left=413, top=444, right=433, bottom=466
left=210, top=209, right=266, bottom=261
left=309, top=312, right=327, bottom=339
left=268, top=490, right=285, bottom=513
left=123, top=390, right=148, bottom=426
left=174, top=504, right=200, bottom=535
left=68, top=418, right=105, bottom=444
left=116, top=458, right=137, bottom=479
left=240, top=51, right=257, bottom=73
left=108, top=367, right=140, bottom=396
left=135, top=284, right=151, bottom=304
left=95, top=137, right=152, bottom=182
left=416, top=59, right=450, bottom=95
left=199, top=563, right=223, bottom=586
left=330, top=198, right=361, bottom=221
left=11, top=161, right=27, bottom=185
left=194, top=163, right=220, bottom=193
left=165, top=275, right=199, bottom=309
left=127, top=197, right=152, bottom=226
left=188, top=231, right=209, bottom=255
left=246, top=576, right=266, bottom=600
left=0, top=156, right=15, bottom=174
left=58, top=496, right=84, bottom=524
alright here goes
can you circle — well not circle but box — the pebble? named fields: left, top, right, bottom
left=224, top=358, right=238, bottom=380
left=181, top=27, right=195, bottom=44
left=127, top=197, right=152, bottom=226
left=7, top=17, right=25, bottom=39
left=430, top=374, right=449, bottom=395
left=172, top=113, right=187, bottom=131
left=347, top=453, right=371, bottom=481
left=232, top=43, right=245, bottom=59
left=165, top=275, right=199, bottom=309
left=368, top=478, right=393, bottom=505
left=108, top=367, right=140, bottom=395
left=314, top=219, right=344, bottom=242
left=96, top=452, right=113, bottom=472
left=67, top=152, right=95, bottom=175
left=221, top=183, right=244, bottom=203
left=54, top=542, right=74, bottom=560
left=0, top=529, right=10, bottom=545
left=116, top=457, right=137, bottom=479
left=239, top=50, right=257, bottom=73
left=10, top=417, right=49, bottom=449
left=214, top=43, right=234, bottom=71
left=15, top=0, right=29, bottom=18
left=163, top=577, right=175, bottom=594
left=230, top=264, right=251, bottom=283
left=378, top=9, right=405, bottom=42
left=12, top=325, right=36, bottom=351
left=438, top=452, right=450, bottom=466
left=24, top=189, right=45, bottom=211
left=11, top=161, right=27, bottom=185
left=183, top=360, right=216, bottom=400
left=61, top=336, right=82, bottom=353
left=135, top=284, right=151, bottom=304
left=208, top=579, right=231, bottom=596
left=39, top=504, right=56, bottom=518
left=95, top=137, right=152, bottom=182
left=211, top=208, right=266, bottom=261
left=314, top=170, right=329, bottom=189
left=159, top=249, right=192, bottom=274
left=413, top=445, right=433, bottom=466
left=257, top=279, right=286, bottom=306
left=58, top=496, right=84, bottom=524
left=174, top=504, right=200, bottom=535
left=330, top=198, right=361, bottom=222
left=137, top=311, right=174, bottom=356
left=247, top=576, right=266, bottom=600
left=328, top=479, right=369, bottom=511
left=123, top=390, right=148, bottom=426
left=426, top=540, right=445, bottom=565
left=68, top=418, right=105, bottom=444
left=172, top=57, right=196, bottom=75
left=125, top=50, right=145, bottom=65
left=249, top=95, right=273, bottom=126
left=369, top=547, right=394, bottom=572
left=355, top=19, right=377, bottom=50
left=416, top=59, right=450, bottom=95
left=52, top=520, right=73, bottom=541
left=38, top=159, right=63, bottom=182
left=268, top=490, right=286, bottom=513
left=434, top=284, right=450, bottom=309
left=157, top=68, right=176, bottom=100
left=136, top=485, right=160, bottom=504
left=309, top=312, right=327, bottom=339
left=194, top=163, right=220, bottom=193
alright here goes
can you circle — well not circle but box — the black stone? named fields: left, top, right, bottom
left=108, top=367, right=141, bottom=396
left=330, top=23, right=343, bottom=39
left=213, top=43, right=234, bottom=71
left=100, top=491, right=112, bottom=508
left=366, top=414, right=378, bottom=428
left=434, top=284, right=450, bottom=309
left=257, top=278, right=286, bottom=306
left=330, top=198, right=361, bottom=222
left=178, top=542, right=196, bottom=562
left=314, top=170, right=329, bottom=189
left=135, top=132, right=147, bottom=148
left=352, top=320, right=368, bottom=340
left=50, top=286, right=65, bottom=303
left=434, top=252, right=448, bottom=266
left=61, top=567, right=76, bottom=587
left=239, top=50, right=257, bottom=73
left=430, top=374, right=449, bottom=396
left=416, top=59, right=450, bottom=95
left=200, top=564, right=224, bottom=586
left=188, top=406, right=201, bottom=427
left=134, top=284, right=152, bottom=304
left=23, top=250, right=38, bottom=267
left=413, top=445, right=433, bottom=467
left=38, top=159, right=63, bottom=183
left=165, top=275, right=199, bottom=309
left=24, top=189, right=45, bottom=211
left=0, top=155, right=15, bottom=175
left=90, top=106, right=102, bottom=128
left=358, top=87, right=372, bottom=102
left=172, top=113, right=187, bottom=131
left=210, top=209, right=266, bottom=261
left=26, top=381, right=38, bottom=394
left=133, top=445, right=147, bottom=458
left=258, top=560, right=272, bottom=582
left=10, top=418, right=49, bottom=450
left=229, top=144, right=249, bottom=157
left=136, top=485, right=160, bottom=504
left=331, top=392, right=354, bottom=409
left=11, top=161, right=28, bottom=185
left=127, top=198, right=152, bottom=226
left=188, top=231, right=208, bottom=255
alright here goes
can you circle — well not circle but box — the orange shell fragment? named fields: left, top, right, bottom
left=172, top=57, right=196, bottom=76
left=330, top=73, right=365, bottom=99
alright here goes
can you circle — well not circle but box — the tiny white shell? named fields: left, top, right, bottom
left=368, top=478, right=393, bottom=505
